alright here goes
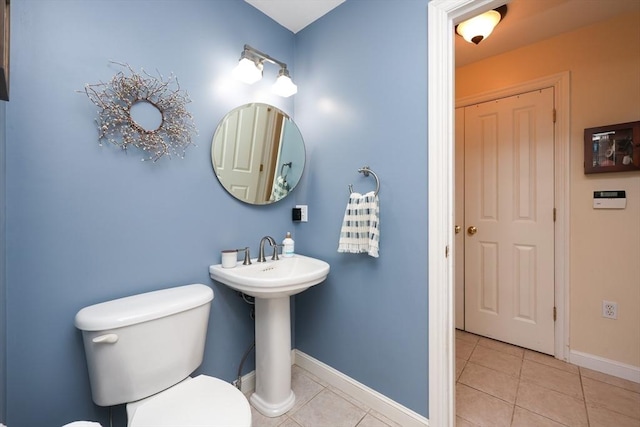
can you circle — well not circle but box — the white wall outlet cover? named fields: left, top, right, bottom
left=602, top=300, right=618, bottom=319
left=296, top=205, right=308, bottom=222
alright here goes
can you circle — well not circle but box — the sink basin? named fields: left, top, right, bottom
left=209, top=254, right=330, bottom=299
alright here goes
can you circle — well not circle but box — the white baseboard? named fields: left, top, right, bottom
left=569, top=350, right=640, bottom=383
left=234, top=349, right=296, bottom=394
left=294, top=350, right=429, bottom=427
left=238, top=349, right=429, bottom=426
left=234, top=370, right=256, bottom=394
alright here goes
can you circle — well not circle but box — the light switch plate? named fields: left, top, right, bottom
left=296, top=205, right=308, bottom=222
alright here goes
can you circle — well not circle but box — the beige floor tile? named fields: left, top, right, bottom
left=456, top=383, right=513, bottom=427
left=469, top=345, right=523, bottom=377
left=293, top=365, right=330, bottom=388
left=457, top=338, right=476, bottom=360
left=456, top=357, right=467, bottom=381
left=458, top=362, right=519, bottom=403
left=477, top=337, right=525, bottom=358
left=580, top=367, right=640, bottom=394
left=355, top=413, right=391, bottom=427
left=328, top=385, right=370, bottom=412
left=516, top=380, right=588, bottom=426
left=367, top=410, right=402, bottom=427
left=290, top=367, right=325, bottom=412
left=456, top=416, right=479, bottom=426
left=523, top=350, right=579, bottom=374
left=278, top=418, right=303, bottom=427
left=456, top=329, right=481, bottom=344
left=587, top=404, right=640, bottom=427
left=291, top=388, right=366, bottom=427
left=511, top=406, right=568, bottom=427
left=249, top=405, right=289, bottom=427
left=582, top=376, right=640, bottom=420
left=520, top=359, right=583, bottom=400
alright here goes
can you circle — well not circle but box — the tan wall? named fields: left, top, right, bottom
left=456, top=12, right=640, bottom=367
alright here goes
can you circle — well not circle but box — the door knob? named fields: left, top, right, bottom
left=455, top=225, right=461, bottom=234
left=467, top=226, right=477, bottom=235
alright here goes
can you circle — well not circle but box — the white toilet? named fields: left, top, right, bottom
left=74, top=284, right=252, bottom=427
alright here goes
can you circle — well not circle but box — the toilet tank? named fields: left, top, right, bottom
left=74, top=284, right=214, bottom=407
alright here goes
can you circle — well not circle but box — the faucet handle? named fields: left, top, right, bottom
left=272, top=244, right=281, bottom=261
left=242, top=247, right=251, bottom=265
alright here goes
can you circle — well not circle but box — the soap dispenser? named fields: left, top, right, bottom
left=283, top=232, right=294, bottom=257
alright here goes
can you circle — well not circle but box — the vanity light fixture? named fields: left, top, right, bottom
left=456, top=5, right=507, bottom=45
left=233, top=49, right=264, bottom=84
left=232, top=44, right=298, bottom=97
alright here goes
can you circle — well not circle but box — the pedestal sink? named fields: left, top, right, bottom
left=209, top=254, right=330, bottom=417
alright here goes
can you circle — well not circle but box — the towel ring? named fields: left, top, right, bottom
left=280, top=162, right=292, bottom=176
left=348, top=166, right=380, bottom=196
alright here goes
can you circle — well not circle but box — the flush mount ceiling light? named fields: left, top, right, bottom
left=232, top=44, right=298, bottom=97
left=456, top=4, right=507, bottom=45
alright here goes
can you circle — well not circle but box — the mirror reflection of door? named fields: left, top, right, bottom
left=455, top=88, right=555, bottom=355
left=211, top=103, right=305, bottom=205
left=212, top=104, right=270, bottom=202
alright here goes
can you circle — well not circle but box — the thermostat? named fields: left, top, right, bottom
left=593, top=190, right=626, bottom=209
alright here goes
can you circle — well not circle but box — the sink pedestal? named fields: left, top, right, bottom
left=208, top=255, right=330, bottom=417
left=250, top=297, right=296, bottom=417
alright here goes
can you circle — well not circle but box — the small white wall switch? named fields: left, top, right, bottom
left=296, top=205, right=308, bottom=222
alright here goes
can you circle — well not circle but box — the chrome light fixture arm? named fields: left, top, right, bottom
left=242, top=44, right=289, bottom=72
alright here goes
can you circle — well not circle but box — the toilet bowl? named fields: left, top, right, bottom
left=127, top=375, right=251, bottom=427
left=75, top=284, right=251, bottom=427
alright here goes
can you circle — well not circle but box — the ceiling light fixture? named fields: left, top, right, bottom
left=232, top=44, right=298, bottom=97
left=456, top=5, right=507, bottom=45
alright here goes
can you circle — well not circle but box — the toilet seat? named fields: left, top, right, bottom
left=128, top=375, right=252, bottom=427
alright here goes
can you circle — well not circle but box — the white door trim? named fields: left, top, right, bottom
left=427, top=1, right=572, bottom=425
left=456, top=72, right=571, bottom=362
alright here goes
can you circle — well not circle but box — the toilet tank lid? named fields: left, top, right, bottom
left=74, top=284, right=214, bottom=331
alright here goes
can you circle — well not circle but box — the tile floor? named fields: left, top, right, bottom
left=247, top=332, right=640, bottom=427
left=248, top=366, right=402, bottom=427
left=456, top=330, right=640, bottom=427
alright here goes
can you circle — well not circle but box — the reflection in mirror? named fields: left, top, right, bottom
left=211, top=103, right=305, bottom=205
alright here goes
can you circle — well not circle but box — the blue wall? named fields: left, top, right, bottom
left=293, top=0, right=429, bottom=416
left=1, top=99, right=6, bottom=425
left=6, top=1, right=296, bottom=425
left=5, top=0, right=430, bottom=425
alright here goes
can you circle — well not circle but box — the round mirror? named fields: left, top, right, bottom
left=211, top=103, right=305, bottom=205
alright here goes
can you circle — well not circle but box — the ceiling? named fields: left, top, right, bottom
left=244, top=0, right=346, bottom=34
left=244, top=0, right=640, bottom=66
left=455, top=0, right=640, bottom=66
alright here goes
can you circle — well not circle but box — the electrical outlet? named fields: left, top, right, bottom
left=602, top=300, right=618, bottom=319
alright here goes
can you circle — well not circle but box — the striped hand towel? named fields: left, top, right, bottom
left=270, top=175, right=290, bottom=202
left=337, top=191, right=380, bottom=258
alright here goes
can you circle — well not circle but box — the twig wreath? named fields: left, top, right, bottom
left=82, top=62, right=197, bottom=162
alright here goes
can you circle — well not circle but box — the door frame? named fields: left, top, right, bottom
left=457, top=78, right=569, bottom=356
left=427, top=1, right=571, bottom=425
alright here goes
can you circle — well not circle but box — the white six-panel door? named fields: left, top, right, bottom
left=455, top=107, right=466, bottom=330
left=463, top=88, right=555, bottom=355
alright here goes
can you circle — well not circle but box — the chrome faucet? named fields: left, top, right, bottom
left=258, top=236, right=278, bottom=262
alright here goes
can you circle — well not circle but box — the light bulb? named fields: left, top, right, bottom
left=456, top=9, right=502, bottom=44
left=272, top=73, right=297, bottom=97
left=232, top=57, right=263, bottom=84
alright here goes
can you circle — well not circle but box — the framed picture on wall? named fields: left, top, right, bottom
left=584, top=121, right=640, bottom=174
left=0, top=0, right=9, bottom=101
